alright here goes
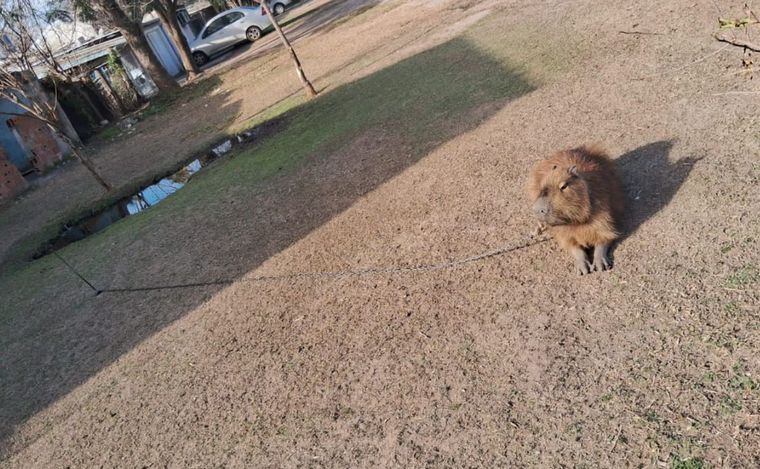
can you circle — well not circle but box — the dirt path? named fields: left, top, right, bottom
left=2, top=0, right=759, bottom=467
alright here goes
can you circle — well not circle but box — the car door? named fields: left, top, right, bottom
left=222, top=11, right=247, bottom=41
left=200, top=12, right=241, bottom=54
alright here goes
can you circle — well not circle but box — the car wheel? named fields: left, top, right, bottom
left=192, top=51, right=208, bottom=67
left=246, top=26, right=262, bottom=42
left=273, top=3, right=285, bottom=15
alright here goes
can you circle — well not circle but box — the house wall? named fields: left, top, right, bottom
left=0, top=98, right=33, bottom=173
left=7, top=115, right=63, bottom=173
left=0, top=146, right=28, bottom=201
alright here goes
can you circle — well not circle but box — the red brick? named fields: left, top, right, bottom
left=8, top=116, right=63, bottom=172
left=0, top=148, right=28, bottom=201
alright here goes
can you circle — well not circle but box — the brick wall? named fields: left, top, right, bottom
left=7, top=116, right=63, bottom=172
left=0, top=147, right=28, bottom=201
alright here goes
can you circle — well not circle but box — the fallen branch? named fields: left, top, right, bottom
left=609, top=424, right=623, bottom=452
left=619, top=30, right=663, bottom=35
left=712, top=90, right=760, bottom=96
left=715, top=33, right=760, bottom=52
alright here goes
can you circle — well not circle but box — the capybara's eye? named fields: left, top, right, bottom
left=559, top=181, right=569, bottom=191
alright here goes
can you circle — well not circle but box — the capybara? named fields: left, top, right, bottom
left=528, top=145, right=624, bottom=275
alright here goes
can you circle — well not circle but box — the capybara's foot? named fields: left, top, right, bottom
left=592, top=244, right=612, bottom=272
left=593, top=254, right=611, bottom=272
left=575, top=258, right=593, bottom=275
left=531, top=222, right=548, bottom=238
left=571, top=247, right=591, bottom=275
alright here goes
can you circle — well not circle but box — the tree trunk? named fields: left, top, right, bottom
left=69, top=144, right=113, bottom=191
left=92, top=0, right=179, bottom=92
left=260, top=1, right=317, bottom=98
left=153, top=1, right=199, bottom=78
left=53, top=100, right=81, bottom=144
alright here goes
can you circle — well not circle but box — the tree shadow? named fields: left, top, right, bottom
left=0, top=37, right=536, bottom=456
left=613, top=140, right=700, bottom=245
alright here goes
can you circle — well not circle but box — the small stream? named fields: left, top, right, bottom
left=33, top=116, right=283, bottom=260
left=34, top=157, right=214, bottom=259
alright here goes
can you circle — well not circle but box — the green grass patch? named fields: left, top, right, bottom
left=230, top=94, right=305, bottom=135
left=723, top=302, right=739, bottom=314
left=95, top=126, right=120, bottom=141
left=724, top=264, right=758, bottom=288
left=219, top=36, right=534, bottom=190
left=670, top=455, right=705, bottom=469
left=729, top=361, right=758, bottom=391
left=719, top=395, right=742, bottom=415
left=142, top=76, right=223, bottom=119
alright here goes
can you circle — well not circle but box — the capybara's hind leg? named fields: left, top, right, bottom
left=592, top=243, right=612, bottom=272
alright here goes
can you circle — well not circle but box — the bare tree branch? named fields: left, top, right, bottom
left=715, top=33, right=760, bottom=52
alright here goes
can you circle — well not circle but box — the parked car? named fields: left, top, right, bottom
left=268, top=0, right=296, bottom=15
left=190, top=2, right=295, bottom=67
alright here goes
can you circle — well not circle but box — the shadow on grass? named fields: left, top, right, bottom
left=0, top=37, right=535, bottom=455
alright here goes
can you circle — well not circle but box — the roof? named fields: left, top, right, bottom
left=52, top=32, right=126, bottom=73
left=185, top=0, right=213, bottom=15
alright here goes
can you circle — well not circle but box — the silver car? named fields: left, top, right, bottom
left=190, top=6, right=271, bottom=67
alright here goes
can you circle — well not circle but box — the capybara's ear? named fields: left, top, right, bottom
left=568, top=165, right=578, bottom=176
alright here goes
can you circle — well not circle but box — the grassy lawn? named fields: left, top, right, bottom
left=4, top=1, right=757, bottom=466
left=0, top=15, right=556, bottom=452
left=0, top=25, right=543, bottom=288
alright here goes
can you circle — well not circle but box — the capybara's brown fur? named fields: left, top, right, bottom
left=528, top=144, right=624, bottom=274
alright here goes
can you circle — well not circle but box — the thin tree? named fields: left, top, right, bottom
left=259, top=0, right=317, bottom=98
left=0, top=69, right=112, bottom=190
left=1, top=0, right=85, bottom=142
left=0, top=1, right=111, bottom=190
left=150, top=0, right=200, bottom=79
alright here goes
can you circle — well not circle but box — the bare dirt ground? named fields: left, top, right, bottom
left=2, top=0, right=760, bottom=467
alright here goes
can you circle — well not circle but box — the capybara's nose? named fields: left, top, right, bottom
left=532, top=199, right=549, bottom=216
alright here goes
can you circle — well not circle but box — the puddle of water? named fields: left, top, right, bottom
left=34, top=157, right=211, bottom=258
left=33, top=117, right=285, bottom=260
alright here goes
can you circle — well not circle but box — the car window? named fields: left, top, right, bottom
left=202, top=18, right=225, bottom=38
left=227, top=12, right=244, bottom=23
left=202, top=12, right=243, bottom=38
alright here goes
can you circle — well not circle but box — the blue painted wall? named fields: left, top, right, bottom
left=0, top=98, right=32, bottom=172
